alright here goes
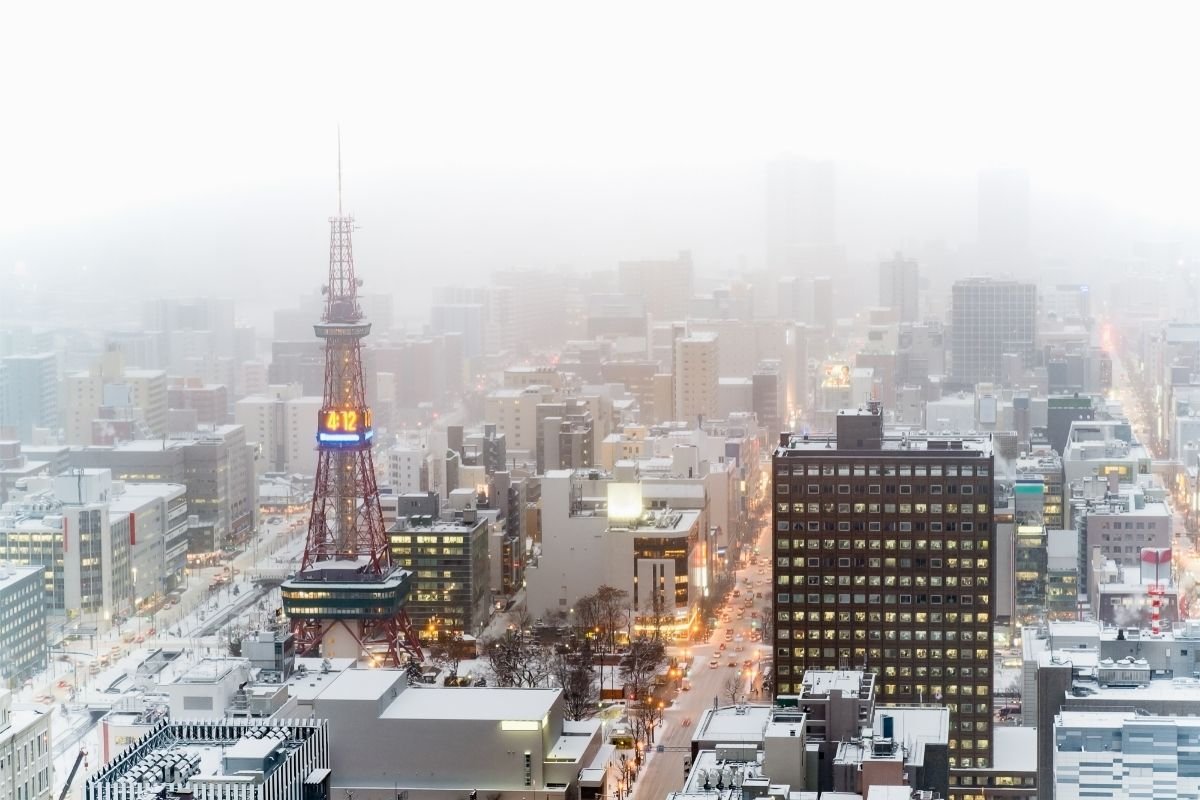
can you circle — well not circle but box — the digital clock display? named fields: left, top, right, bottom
left=317, top=407, right=375, bottom=446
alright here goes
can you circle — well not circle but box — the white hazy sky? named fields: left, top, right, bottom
left=3, top=0, right=1200, bottom=235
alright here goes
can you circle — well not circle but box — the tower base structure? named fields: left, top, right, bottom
left=281, top=559, right=423, bottom=666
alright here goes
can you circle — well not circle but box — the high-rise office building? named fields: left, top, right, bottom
left=766, top=158, right=836, bottom=273
left=879, top=253, right=920, bottom=323
left=977, top=168, right=1030, bottom=273
left=950, top=278, right=1037, bottom=386
left=772, top=406, right=996, bottom=771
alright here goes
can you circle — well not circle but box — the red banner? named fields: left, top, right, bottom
left=1141, top=548, right=1172, bottom=564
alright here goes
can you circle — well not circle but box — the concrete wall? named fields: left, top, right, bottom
left=319, top=690, right=572, bottom=800
left=525, top=473, right=632, bottom=620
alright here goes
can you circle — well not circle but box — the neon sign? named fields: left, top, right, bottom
left=317, top=407, right=374, bottom=447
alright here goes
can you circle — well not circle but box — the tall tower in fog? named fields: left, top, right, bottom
left=766, top=158, right=836, bottom=273
left=879, top=253, right=920, bottom=323
left=977, top=168, right=1030, bottom=273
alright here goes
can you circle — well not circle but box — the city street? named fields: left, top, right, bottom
left=629, top=521, right=773, bottom=800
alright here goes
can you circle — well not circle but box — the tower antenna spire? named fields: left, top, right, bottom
left=337, top=125, right=343, bottom=217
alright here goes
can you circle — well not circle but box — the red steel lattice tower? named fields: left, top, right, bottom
left=280, top=148, right=423, bottom=666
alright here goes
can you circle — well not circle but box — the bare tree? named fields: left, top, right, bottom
left=484, top=629, right=552, bottom=688
left=759, top=606, right=773, bottom=642
left=427, top=635, right=464, bottom=684
left=552, top=639, right=598, bottom=720
left=630, top=697, right=665, bottom=762
left=620, top=636, right=665, bottom=703
left=722, top=672, right=742, bottom=705
left=593, top=585, right=630, bottom=653
left=575, top=591, right=602, bottom=635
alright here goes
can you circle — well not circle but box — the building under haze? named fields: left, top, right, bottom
left=977, top=168, right=1031, bottom=274
left=772, top=405, right=996, bottom=772
left=766, top=157, right=837, bottom=273
left=879, top=253, right=920, bottom=324
left=674, top=332, right=719, bottom=424
left=950, top=278, right=1037, bottom=387
left=0, top=353, right=57, bottom=443
left=618, top=251, right=693, bottom=323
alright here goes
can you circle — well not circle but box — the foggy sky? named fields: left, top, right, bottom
left=3, top=1, right=1200, bottom=310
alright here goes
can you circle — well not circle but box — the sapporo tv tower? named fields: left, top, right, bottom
left=280, top=142, right=423, bottom=666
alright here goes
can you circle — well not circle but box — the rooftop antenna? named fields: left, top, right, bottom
left=337, top=125, right=343, bottom=217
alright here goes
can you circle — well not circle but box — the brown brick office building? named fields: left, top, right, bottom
left=771, top=405, right=996, bottom=771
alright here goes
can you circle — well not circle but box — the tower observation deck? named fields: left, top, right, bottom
left=280, top=176, right=423, bottom=666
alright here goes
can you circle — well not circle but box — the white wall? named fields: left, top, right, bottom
left=525, top=472, right=632, bottom=621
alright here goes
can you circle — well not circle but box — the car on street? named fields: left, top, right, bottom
left=728, top=660, right=737, bottom=668
left=709, top=659, right=719, bottom=669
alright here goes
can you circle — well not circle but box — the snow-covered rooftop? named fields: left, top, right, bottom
left=993, top=727, right=1036, bottom=772
left=384, top=685, right=560, bottom=721
left=693, top=704, right=772, bottom=746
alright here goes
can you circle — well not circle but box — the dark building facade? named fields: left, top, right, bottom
left=772, top=406, right=996, bottom=772
left=388, top=511, right=490, bottom=641
left=1046, top=395, right=1094, bottom=458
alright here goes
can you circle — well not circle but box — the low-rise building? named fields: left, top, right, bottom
left=291, top=668, right=602, bottom=800
left=677, top=680, right=949, bottom=800
left=84, top=717, right=328, bottom=800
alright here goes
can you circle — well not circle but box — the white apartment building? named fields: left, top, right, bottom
left=85, top=717, right=327, bottom=800
left=234, top=387, right=321, bottom=477
left=385, top=442, right=425, bottom=494
left=0, top=690, right=52, bottom=800
left=484, top=384, right=556, bottom=454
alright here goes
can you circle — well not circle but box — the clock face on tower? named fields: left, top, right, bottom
left=317, top=406, right=375, bottom=446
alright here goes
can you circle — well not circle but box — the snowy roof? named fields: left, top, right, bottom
left=867, top=787, right=911, bottom=800
left=0, top=564, right=43, bottom=592
left=869, top=705, right=949, bottom=761
left=694, top=705, right=772, bottom=746
left=309, top=668, right=404, bottom=702
left=1076, top=678, right=1200, bottom=703
left=993, top=727, right=1036, bottom=772
left=383, top=685, right=560, bottom=721
left=175, top=658, right=247, bottom=684
left=641, top=483, right=707, bottom=500
left=801, top=670, right=869, bottom=698
left=547, top=730, right=595, bottom=762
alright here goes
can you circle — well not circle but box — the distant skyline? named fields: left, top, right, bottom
left=3, top=1, right=1200, bottom=307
